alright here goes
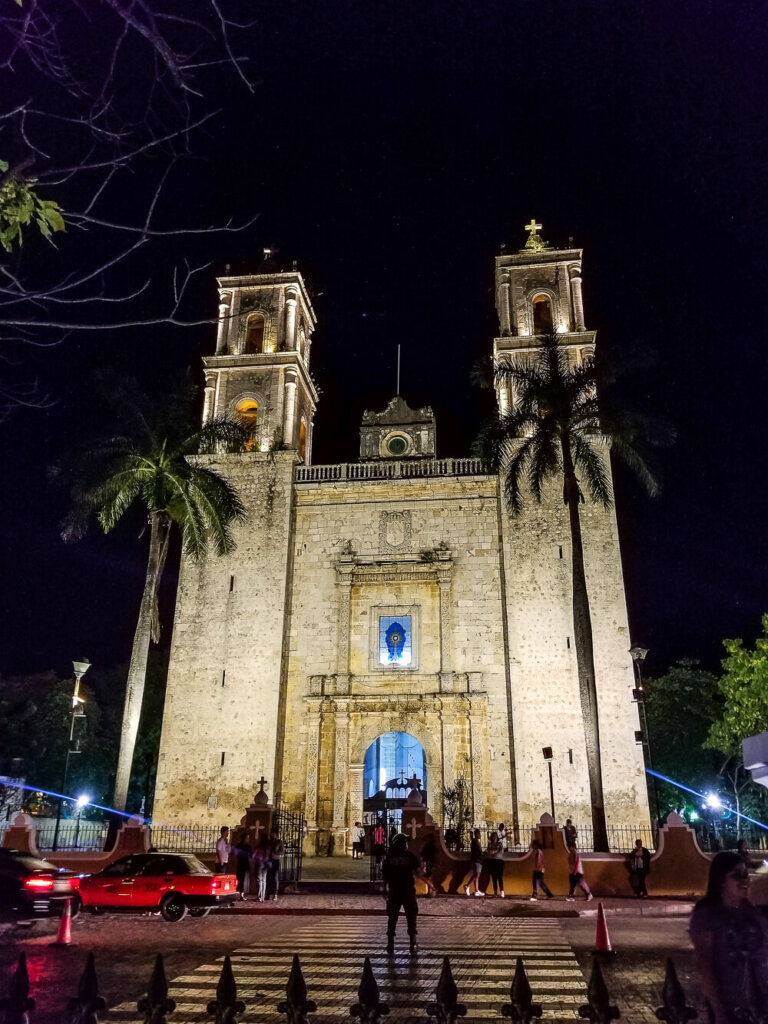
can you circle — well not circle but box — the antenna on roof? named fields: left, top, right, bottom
left=396, top=344, right=401, bottom=396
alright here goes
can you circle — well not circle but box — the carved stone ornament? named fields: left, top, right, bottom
left=379, top=511, right=411, bottom=553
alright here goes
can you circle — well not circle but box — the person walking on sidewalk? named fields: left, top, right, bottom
left=564, top=819, right=578, bottom=848
left=627, top=838, right=651, bottom=898
left=530, top=839, right=553, bottom=900
left=383, top=833, right=420, bottom=954
left=215, top=826, right=231, bottom=873
left=464, top=829, right=485, bottom=896
left=566, top=842, right=593, bottom=901
left=267, top=827, right=284, bottom=901
left=485, top=831, right=505, bottom=897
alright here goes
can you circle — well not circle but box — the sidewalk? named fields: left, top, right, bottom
left=231, top=891, right=694, bottom=917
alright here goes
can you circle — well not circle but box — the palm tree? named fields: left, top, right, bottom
left=476, top=333, right=663, bottom=851
left=58, top=376, right=246, bottom=812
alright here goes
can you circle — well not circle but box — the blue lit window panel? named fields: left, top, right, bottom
left=379, top=615, right=412, bottom=666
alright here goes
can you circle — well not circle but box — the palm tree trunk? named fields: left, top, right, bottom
left=561, top=437, right=609, bottom=852
left=113, top=511, right=169, bottom=813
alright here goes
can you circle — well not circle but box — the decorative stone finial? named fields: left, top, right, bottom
left=277, top=955, right=316, bottom=1024
left=426, top=958, right=466, bottom=1023
left=578, top=960, right=620, bottom=1024
left=206, top=955, right=245, bottom=1024
left=654, top=959, right=696, bottom=1024
left=0, top=953, right=35, bottom=1024
left=138, top=954, right=176, bottom=1024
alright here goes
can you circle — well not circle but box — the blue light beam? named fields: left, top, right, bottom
left=647, top=767, right=768, bottom=832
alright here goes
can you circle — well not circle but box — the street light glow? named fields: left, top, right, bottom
left=76, top=794, right=90, bottom=809
left=706, top=793, right=722, bottom=809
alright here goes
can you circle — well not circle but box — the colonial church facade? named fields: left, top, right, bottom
left=151, top=225, right=650, bottom=851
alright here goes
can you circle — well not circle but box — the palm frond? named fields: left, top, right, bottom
left=569, top=434, right=613, bottom=509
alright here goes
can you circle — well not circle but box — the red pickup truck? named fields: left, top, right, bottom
left=75, top=852, right=237, bottom=921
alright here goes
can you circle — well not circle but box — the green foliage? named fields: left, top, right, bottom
left=0, top=652, right=168, bottom=815
left=645, top=663, right=722, bottom=817
left=706, top=614, right=768, bottom=756
left=0, top=160, right=65, bottom=252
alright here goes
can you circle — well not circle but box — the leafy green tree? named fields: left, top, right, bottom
left=476, top=333, right=666, bottom=850
left=645, top=663, right=722, bottom=818
left=56, top=376, right=246, bottom=812
left=0, top=160, right=65, bottom=252
left=705, top=616, right=768, bottom=832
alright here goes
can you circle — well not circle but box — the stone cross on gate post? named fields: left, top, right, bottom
left=252, top=820, right=264, bottom=840
left=525, top=219, right=542, bottom=234
left=397, top=769, right=407, bottom=786
left=406, top=817, right=422, bottom=840
left=257, top=776, right=269, bottom=795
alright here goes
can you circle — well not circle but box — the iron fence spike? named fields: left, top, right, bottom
left=654, top=959, right=696, bottom=1024
left=137, top=953, right=176, bottom=1023
left=502, top=957, right=543, bottom=1023
left=350, top=957, right=389, bottom=1022
left=0, top=953, right=36, bottom=1024
left=277, top=955, right=317, bottom=1024
left=206, top=955, right=245, bottom=1023
left=426, top=958, right=467, bottom=1023
left=577, top=959, right=620, bottom=1024
left=67, top=953, right=106, bottom=1024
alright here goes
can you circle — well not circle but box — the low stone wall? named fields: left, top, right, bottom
left=403, top=806, right=712, bottom=899
left=1, top=812, right=150, bottom=873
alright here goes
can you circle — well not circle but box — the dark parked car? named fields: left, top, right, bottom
left=0, top=849, right=81, bottom=917
left=76, top=852, right=237, bottom=921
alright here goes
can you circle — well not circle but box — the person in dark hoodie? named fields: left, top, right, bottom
left=382, top=832, right=420, bottom=954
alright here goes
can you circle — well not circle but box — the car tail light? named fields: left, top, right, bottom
left=211, top=880, right=222, bottom=892
left=25, top=876, right=55, bottom=892
left=69, top=877, right=80, bottom=889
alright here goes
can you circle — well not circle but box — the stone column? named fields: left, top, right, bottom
left=497, top=378, right=509, bottom=418
left=283, top=371, right=298, bottom=447
left=216, top=292, right=231, bottom=354
left=437, top=563, right=453, bottom=693
left=468, top=698, right=488, bottom=826
left=570, top=268, right=586, bottom=331
left=440, top=701, right=458, bottom=812
left=202, top=372, right=217, bottom=425
left=332, top=710, right=349, bottom=855
left=336, top=562, right=353, bottom=676
left=303, top=705, right=322, bottom=855
left=348, top=762, right=365, bottom=844
left=498, top=273, right=511, bottom=336
left=284, top=290, right=298, bottom=350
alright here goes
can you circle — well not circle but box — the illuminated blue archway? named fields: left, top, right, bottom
left=363, top=731, right=426, bottom=799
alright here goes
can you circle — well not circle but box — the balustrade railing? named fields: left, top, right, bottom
left=295, top=457, right=491, bottom=484
left=0, top=944, right=706, bottom=1024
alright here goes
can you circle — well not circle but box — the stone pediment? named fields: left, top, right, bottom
left=361, top=395, right=434, bottom=426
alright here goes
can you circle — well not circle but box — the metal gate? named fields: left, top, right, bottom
left=272, top=799, right=304, bottom=884
left=365, top=806, right=403, bottom=882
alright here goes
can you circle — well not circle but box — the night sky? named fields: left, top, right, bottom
left=2, top=0, right=767, bottom=682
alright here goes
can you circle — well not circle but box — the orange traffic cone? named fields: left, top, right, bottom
left=593, top=901, right=614, bottom=956
left=49, top=898, right=73, bottom=947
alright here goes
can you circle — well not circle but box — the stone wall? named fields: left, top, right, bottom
left=500, top=471, right=649, bottom=828
left=152, top=451, right=298, bottom=824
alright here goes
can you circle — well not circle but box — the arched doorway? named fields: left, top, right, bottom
left=363, top=731, right=426, bottom=805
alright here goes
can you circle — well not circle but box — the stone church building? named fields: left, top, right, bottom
left=151, top=225, right=650, bottom=852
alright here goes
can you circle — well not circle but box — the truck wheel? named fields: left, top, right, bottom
left=160, top=893, right=188, bottom=922
left=189, top=907, right=211, bottom=917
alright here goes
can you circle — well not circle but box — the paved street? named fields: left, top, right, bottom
left=0, top=896, right=698, bottom=1023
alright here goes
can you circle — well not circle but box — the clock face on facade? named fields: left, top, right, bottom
left=386, top=435, right=408, bottom=456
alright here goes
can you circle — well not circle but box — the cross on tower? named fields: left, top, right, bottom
left=525, top=219, right=542, bottom=234
left=256, top=776, right=269, bottom=794
left=397, top=769, right=407, bottom=786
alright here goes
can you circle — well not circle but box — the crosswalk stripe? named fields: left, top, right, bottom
left=105, top=918, right=586, bottom=1023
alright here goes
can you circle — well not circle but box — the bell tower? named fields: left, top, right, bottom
left=493, top=220, right=596, bottom=415
left=202, top=255, right=319, bottom=462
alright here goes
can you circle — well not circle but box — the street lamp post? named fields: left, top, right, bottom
left=542, top=747, right=555, bottom=819
left=630, top=645, right=659, bottom=834
left=52, top=659, right=91, bottom=852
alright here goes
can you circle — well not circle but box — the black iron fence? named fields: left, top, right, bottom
left=35, top=823, right=109, bottom=851
left=272, top=799, right=304, bottom=883
left=448, top=823, right=658, bottom=854
left=149, top=824, right=222, bottom=854
left=1, top=944, right=706, bottom=1024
